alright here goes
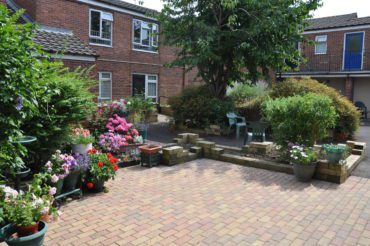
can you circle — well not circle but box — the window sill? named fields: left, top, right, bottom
left=314, top=53, right=327, bottom=55
left=90, top=43, right=113, bottom=48
left=132, top=48, right=159, bottom=54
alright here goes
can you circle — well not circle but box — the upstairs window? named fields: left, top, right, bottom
left=315, top=35, right=327, bottom=55
left=90, top=10, right=113, bottom=46
left=99, top=72, right=112, bottom=101
left=133, top=19, right=159, bottom=52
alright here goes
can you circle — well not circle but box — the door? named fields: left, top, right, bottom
left=132, top=74, right=146, bottom=96
left=344, top=32, right=364, bottom=70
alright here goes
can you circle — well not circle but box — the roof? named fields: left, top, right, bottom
left=306, top=13, right=370, bottom=31
left=33, top=26, right=97, bottom=57
left=96, top=0, right=158, bottom=15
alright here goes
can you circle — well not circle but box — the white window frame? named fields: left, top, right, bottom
left=132, top=19, right=159, bottom=52
left=315, top=35, right=327, bottom=55
left=89, top=9, right=113, bottom=47
left=98, top=72, right=112, bottom=101
left=132, top=73, right=158, bottom=103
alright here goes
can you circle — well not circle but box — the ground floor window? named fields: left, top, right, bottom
left=132, top=74, right=158, bottom=102
left=99, top=72, right=112, bottom=102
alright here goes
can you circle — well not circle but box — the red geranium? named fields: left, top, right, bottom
left=109, top=157, right=118, bottom=164
left=88, top=148, right=97, bottom=154
left=86, top=182, right=94, bottom=189
left=98, top=161, right=104, bottom=167
left=106, top=153, right=113, bottom=158
left=113, top=165, right=119, bottom=171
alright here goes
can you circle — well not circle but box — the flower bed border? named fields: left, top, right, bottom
left=164, top=133, right=366, bottom=184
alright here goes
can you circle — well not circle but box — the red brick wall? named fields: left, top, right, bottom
left=12, top=0, right=37, bottom=20
left=301, top=29, right=370, bottom=71
left=21, top=0, right=202, bottom=102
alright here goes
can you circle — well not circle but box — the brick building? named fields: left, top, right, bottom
left=3, top=0, right=200, bottom=103
left=281, top=13, right=370, bottom=111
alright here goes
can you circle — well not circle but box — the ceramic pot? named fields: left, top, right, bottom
left=292, top=162, right=317, bottom=182
left=72, top=143, right=93, bottom=155
left=326, top=151, right=344, bottom=164
left=63, top=170, right=80, bottom=191
left=2, top=221, right=48, bottom=246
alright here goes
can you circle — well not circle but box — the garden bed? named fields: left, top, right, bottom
left=167, top=133, right=367, bottom=184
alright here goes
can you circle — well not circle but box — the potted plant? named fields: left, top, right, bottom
left=290, top=144, right=317, bottom=182
left=139, top=145, right=162, bottom=168
left=85, top=149, right=119, bottom=193
left=44, top=150, right=69, bottom=196
left=0, top=175, right=59, bottom=246
left=70, top=128, right=94, bottom=155
left=323, top=144, right=347, bottom=164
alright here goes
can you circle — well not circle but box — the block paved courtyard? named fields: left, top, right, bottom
left=41, top=159, right=370, bottom=246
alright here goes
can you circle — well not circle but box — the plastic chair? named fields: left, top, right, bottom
left=226, top=112, right=246, bottom=139
left=355, top=101, right=368, bottom=119
left=244, top=121, right=268, bottom=145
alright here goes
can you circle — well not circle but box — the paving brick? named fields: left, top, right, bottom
left=41, top=159, right=370, bottom=246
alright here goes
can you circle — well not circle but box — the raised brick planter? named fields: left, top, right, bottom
left=168, top=133, right=367, bottom=184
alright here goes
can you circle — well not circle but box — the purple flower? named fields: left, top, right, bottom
left=15, top=96, right=23, bottom=111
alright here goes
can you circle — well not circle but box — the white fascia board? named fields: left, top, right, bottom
left=77, top=0, right=157, bottom=21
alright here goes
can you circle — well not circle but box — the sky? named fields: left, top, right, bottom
left=124, top=0, right=370, bottom=18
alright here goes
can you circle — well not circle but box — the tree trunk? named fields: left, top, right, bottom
left=213, top=81, right=228, bottom=99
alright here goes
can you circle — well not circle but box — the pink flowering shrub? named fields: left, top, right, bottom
left=99, top=114, right=142, bottom=152
left=87, top=101, right=128, bottom=138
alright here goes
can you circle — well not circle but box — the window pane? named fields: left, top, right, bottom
left=100, top=73, right=112, bottom=99
left=316, top=36, right=327, bottom=42
left=148, top=75, right=157, bottom=81
left=102, top=12, right=113, bottom=21
left=148, top=82, right=157, bottom=97
left=347, top=34, right=362, bottom=53
left=101, top=73, right=111, bottom=79
left=134, top=20, right=141, bottom=43
left=102, top=19, right=112, bottom=40
left=152, top=24, right=158, bottom=47
left=315, top=43, right=327, bottom=54
left=132, top=74, right=146, bottom=96
left=141, top=28, right=150, bottom=46
left=90, top=11, right=100, bottom=37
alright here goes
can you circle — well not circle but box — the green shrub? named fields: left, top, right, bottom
left=263, top=93, right=337, bottom=147
left=248, top=78, right=360, bottom=136
left=0, top=6, right=48, bottom=176
left=22, top=67, right=95, bottom=166
left=169, top=86, right=235, bottom=129
left=227, top=83, right=267, bottom=105
left=270, top=78, right=360, bottom=136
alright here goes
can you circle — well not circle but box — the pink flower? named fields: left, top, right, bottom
left=49, top=187, right=57, bottom=196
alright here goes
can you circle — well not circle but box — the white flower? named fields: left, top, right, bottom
left=45, top=161, right=52, bottom=168
left=294, top=156, right=298, bottom=160
left=51, top=174, right=59, bottom=183
left=40, top=207, right=50, bottom=215
left=48, top=187, right=57, bottom=196
left=57, top=210, right=63, bottom=217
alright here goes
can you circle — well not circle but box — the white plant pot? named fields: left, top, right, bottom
left=72, top=143, right=93, bottom=155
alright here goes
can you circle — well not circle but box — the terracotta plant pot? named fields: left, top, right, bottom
left=13, top=222, right=39, bottom=237
left=40, top=214, right=52, bottom=223
left=139, top=145, right=161, bottom=155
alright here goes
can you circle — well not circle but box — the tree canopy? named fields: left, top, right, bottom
left=157, top=0, right=321, bottom=98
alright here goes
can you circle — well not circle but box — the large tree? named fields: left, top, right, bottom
left=157, top=0, right=321, bottom=98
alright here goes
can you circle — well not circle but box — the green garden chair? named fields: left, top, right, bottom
left=244, top=121, right=268, bottom=145
left=226, top=112, right=247, bottom=139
